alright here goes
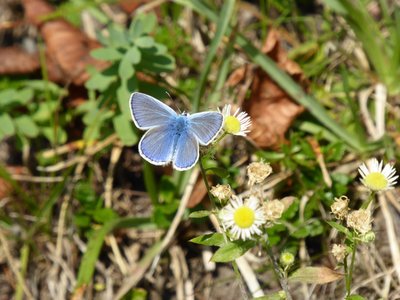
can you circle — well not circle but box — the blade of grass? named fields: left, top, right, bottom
left=208, top=36, right=235, bottom=104
left=175, top=0, right=366, bottom=152
left=191, top=0, right=235, bottom=111
left=15, top=243, right=30, bottom=300
left=75, top=216, right=154, bottom=288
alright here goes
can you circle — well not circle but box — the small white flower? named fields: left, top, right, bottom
left=219, top=196, right=265, bottom=240
left=358, top=158, right=398, bottom=191
left=220, top=104, right=252, bottom=136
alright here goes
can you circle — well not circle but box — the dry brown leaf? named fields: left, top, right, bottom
left=187, top=177, right=208, bottom=209
left=0, top=46, right=39, bottom=74
left=22, top=0, right=108, bottom=85
left=289, top=266, right=344, bottom=284
left=243, top=28, right=307, bottom=149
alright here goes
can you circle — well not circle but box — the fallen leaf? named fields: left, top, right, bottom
left=22, top=0, right=108, bottom=85
left=0, top=47, right=39, bottom=74
left=289, top=266, right=344, bottom=284
left=243, top=28, right=308, bottom=149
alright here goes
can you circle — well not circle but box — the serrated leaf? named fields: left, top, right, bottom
left=189, top=210, right=211, bottom=219
left=0, top=113, right=15, bottom=139
left=212, top=240, right=255, bottom=262
left=289, top=266, right=343, bottom=284
left=190, top=233, right=225, bottom=246
left=91, top=47, right=123, bottom=61
left=14, top=116, right=39, bottom=138
left=113, top=114, right=138, bottom=146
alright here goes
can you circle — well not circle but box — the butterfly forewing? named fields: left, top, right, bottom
left=139, top=125, right=176, bottom=165
left=130, top=92, right=177, bottom=130
left=188, top=112, right=223, bottom=145
left=173, top=131, right=199, bottom=170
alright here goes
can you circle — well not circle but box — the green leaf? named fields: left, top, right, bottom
left=326, top=221, right=354, bottom=240
left=17, top=88, right=34, bottom=105
left=119, top=54, right=135, bottom=80
left=32, top=101, right=58, bottom=123
left=76, top=217, right=153, bottom=287
left=212, top=240, right=255, bottom=262
left=91, top=47, right=123, bottom=61
left=14, top=116, right=39, bottom=138
left=85, top=70, right=117, bottom=91
left=125, top=46, right=141, bottom=64
left=0, top=113, right=15, bottom=139
left=189, top=210, right=211, bottom=219
left=41, top=127, right=67, bottom=144
left=117, top=84, right=131, bottom=117
left=141, top=13, right=157, bottom=34
left=289, top=266, right=343, bottom=284
left=346, top=295, right=366, bottom=300
left=107, top=24, right=128, bottom=47
left=135, top=36, right=155, bottom=48
left=113, top=114, right=138, bottom=146
left=190, top=233, right=225, bottom=246
left=128, top=17, right=144, bottom=40
left=92, top=208, right=118, bottom=224
left=0, top=89, right=17, bottom=109
left=205, top=167, right=230, bottom=178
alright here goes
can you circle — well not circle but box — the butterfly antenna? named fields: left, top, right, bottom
left=165, top=91, right=182, bottom=113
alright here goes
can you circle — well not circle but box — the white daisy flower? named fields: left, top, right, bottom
left=219, top=196, right=266, bottom=240
left=220, top=104, right=252, bottom=136
left=358, top=158, right=398, bottom=191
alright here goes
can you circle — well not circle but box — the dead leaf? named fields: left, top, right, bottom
left=243, top=28, right=307, bottom=149
left=22, top=0, right=108, bottom=85
left=0, top=47, right=39, bottom=74
left=187, top=176, right=208, bottom=209
left=289, top=266, right=344, bottom=284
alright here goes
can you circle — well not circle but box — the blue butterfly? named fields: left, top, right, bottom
left=129, top=92, right=223, bottom=170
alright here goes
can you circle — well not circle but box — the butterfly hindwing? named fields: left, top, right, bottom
left=188, top=112, right=223, bottom=145
left=130, top=92, right=177, bottom=130
left=139, top=125, right=177, bottom=165
left=173, top=131, right=199, bottom=170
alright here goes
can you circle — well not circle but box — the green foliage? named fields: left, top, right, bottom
left=84, top=12, right=176, bottom=145
left=0, top=81, right=67, bottom=145
left=211, top=239, right=256, bottom=262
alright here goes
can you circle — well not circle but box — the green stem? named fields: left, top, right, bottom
left=346, top=241, right=358, bottom=297
left=15, top=243, right=30, bottom=300
left=344, top=254, right=350, bottom=296
left=361, top=192, right=376, bottom=209
left=198, top=157, right=217, bottom=208
left=261, top=234, right=293, bottom=300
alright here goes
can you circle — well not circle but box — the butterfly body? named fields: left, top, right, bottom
left=129, top=92, right=223, bottom=170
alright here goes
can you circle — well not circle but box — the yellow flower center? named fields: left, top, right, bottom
left=224, top=116, right=241, bottom=134
left=364, top=172, right=388, bottom=191
left=233, top=207, right=255, bottom=228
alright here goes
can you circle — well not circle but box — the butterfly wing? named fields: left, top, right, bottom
left=139, top=124, right=177, bottom=166
left=173, top=130, right=199, bottom=171
left=188, top=112, right=223, bottom=145
left=130, top=92, right=177, bottom=130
